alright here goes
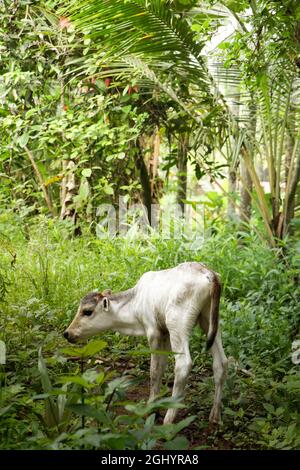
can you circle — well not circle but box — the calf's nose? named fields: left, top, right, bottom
left=63, top=330, right=69, bottom=340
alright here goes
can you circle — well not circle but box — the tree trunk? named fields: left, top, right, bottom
left=142, top=127, right=161, bottom=204
left=227, top=82, right=240, bottom=222
left=240, top=100, right=256, bottom=225
left=227, top=169, right=237, bottom=221
left=240, top=163, right=252, bottom=224
left=136, top=139, right=152, bottom=224
left=60, top=160, right=77, bottom=225
left=284, top=151, right=300, bottom=234
left=59, top=78, right=80, bottom=232
left=283, top=105, right=297, bottom=235
left=149, top=127, right=160, bottom=203
left=176, top=133, right=189, bottom=213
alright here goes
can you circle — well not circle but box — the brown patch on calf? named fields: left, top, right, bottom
left=206, top=273, right=221, bottom=350
left=81, top=291, right=103, bottom=306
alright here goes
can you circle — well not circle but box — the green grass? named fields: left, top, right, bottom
left=0, top=213, right=299, bottom=449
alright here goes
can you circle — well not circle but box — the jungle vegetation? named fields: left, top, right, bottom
left=0, top=0, right=299, bottom=450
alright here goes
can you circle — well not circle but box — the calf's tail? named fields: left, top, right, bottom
left=206, top=274, right=221, bottom=350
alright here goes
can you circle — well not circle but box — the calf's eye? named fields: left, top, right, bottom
left=83, top=310, right=93, bottom=316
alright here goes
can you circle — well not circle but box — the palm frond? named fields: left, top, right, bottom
left=60, top=0, right=233, bottom=138
left=62, top=1, right=211, bottom=87
left=62, top=1, right=238, bottom=115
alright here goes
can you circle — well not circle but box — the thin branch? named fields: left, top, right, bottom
left=24, top=145, right=56, bottom=217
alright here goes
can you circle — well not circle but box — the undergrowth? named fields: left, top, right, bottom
left=0, top=213, right=299, bottom=449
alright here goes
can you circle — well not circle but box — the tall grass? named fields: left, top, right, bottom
left=0, top=213, right=299, bottom=449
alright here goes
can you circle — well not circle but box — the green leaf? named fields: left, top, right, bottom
left=163, top=435, right=189, bottom=450
left=263, top=403, right=275, bottom=414
left=58, top=375, right=92, bottom=388
left=0, top=405, right=13, bottom=417
left=17, top=133, right=29, bottom=148
left=73, top=180, right=90, bottom=207
left=80, top=339, right=108, bottom=357
left=67, top=404, right=110, bottom=425
left=38, top=348, right=59, bottom=427
left=81, top=168, right=92, bottom=177
left=158, top=416, right=195, bottom=441
left=61, top=339, right=107, bottom=358
left=38, top=348, right=53, bottom=395
left=195, top=163, right=205, bottom=180
left=125, top=397, right=185, bottom=417
left=103, top=185, right=114, bottom=195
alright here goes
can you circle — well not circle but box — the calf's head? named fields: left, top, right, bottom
left=64, top=290, right=112, bottom=343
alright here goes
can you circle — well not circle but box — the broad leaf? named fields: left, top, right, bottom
left=61, top=339, right=107, bottom=358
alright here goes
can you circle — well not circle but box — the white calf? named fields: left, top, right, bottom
left=64, top=262, right=228, bottom=424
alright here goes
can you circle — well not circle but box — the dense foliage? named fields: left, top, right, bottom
left=0, top=214, right=299, bottom=449
left=0, top=0, right=300, bottom=451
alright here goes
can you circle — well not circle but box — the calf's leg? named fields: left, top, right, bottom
left=209, top=329, right=228, bottom=424
left=147, top=331, right=170, bottom=402
left=163, top=330, right=192, bottom=425
left=199, top=307, right=228, bottom=424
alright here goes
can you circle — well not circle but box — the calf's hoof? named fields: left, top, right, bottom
left=209, top=406, right=221, bottom=425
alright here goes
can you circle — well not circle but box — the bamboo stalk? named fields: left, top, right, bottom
left=260, top=105, right=276, bottom=207
left=275, top=86, right=291, bottom=213
left=241, top=147, right=276, bottom=246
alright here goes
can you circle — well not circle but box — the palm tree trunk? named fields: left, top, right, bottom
left=176, top=133, right=189, bottom=213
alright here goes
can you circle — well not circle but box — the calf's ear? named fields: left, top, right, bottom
left=102, top=297, right=110, bottom=311
left=95, top=292, right=104, bottom=302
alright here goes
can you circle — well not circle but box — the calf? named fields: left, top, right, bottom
left=64, top=262, right=228, bottom=424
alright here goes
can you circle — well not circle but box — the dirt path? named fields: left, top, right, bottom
left=107, top=356, right=236, bottom=450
